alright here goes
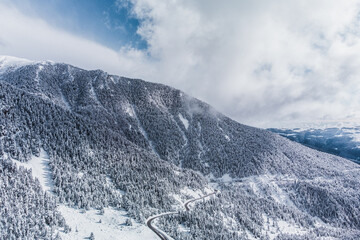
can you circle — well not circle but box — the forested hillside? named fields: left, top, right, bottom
left=1, top=56, right=360, bottom=239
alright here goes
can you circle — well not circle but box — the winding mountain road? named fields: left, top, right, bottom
left=146, top=190, right=218, bottom=240
left=184, top=191, right=217, bottom=211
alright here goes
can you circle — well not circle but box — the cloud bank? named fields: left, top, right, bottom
left=1, top=0, right=360, bottom=127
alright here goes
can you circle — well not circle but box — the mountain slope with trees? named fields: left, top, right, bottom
left=1, top=56, right=360, bottom=239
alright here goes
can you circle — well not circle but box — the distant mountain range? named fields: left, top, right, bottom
left=269, top=127, right=360, bottom=164
left=1, top=56, right=360, bottom=239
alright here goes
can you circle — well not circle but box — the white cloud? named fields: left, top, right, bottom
left=2, top=1, right=360, bottom=127
left=0, top=2, right=152, bottom=79
left=124, top=0, right=360, bottom=127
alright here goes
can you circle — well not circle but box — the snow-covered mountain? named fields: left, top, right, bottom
left=269, top=126, right=360, bottom=164
left=1, top=56, right=360, bottom=239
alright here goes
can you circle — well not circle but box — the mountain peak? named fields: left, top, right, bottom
left=0, top=55, right=57, bottom=74
left=0, top=55, right=33, bottom=69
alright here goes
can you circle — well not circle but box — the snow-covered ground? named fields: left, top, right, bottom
left=12, top=148, right=53, bottom=192
left=59, top=206, right=157, bottom=240
left=262, top=214, right=307, bottom=240
left=219, top=173, right=233, bottom=183
left=180, top=186, right=214, bottom=199
left=178, top=224, right=190, bottom=233
left=11, top=149, right=159, bottom=240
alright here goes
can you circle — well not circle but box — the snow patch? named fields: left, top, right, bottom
left=12, top=148, right=54, bottom=192
left=244, top=175, right=297, bottom=209
left=89, top=84, right=102, bottom=105
left=178, top=113, right=189, bottom=130
left=197, top=139, right=204, bottom=159
left=148, top=91, right=167, bottom=110
left=180, top=187, right=215, bottom=199
left=34, top=65, right=44, bottom=82
left=220, top=173, right=233, bottom=183
left=67, top=65, right=75, bottom=82
left=278, top=220, right=307, bottom=236
left=123, top=102, right=135, bottom=117
left=224, top=134, right=230, bottom=141
left=203, top=186, right=215, bottom=194
left=59, top=90, right=71, bottom=110
left=262, top=214, right=307, bottom=239
left=180, top=187, right=202, bottom=198
left=173, top=169, right=181, bottom=175
left=178, top=224, right=190, bottom=233
left=59, top=206, right=158, bottom=240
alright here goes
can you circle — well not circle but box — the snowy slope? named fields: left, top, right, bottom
left=11, top=149, right=53, bottom=192
left=59, top=206, right=158, bottom=240
left=10, top=149, right=159, bottom=240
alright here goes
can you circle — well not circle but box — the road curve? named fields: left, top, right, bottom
left=146, top=190, right=218, bottom=240
left=184, top=190, right=217, bottom=211
left=147, top=212, right=178, bottom=240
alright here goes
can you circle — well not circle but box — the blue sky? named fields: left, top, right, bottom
left=10, top=0, right=146, bottom=50
left=1, top=0, right=360, bottom=127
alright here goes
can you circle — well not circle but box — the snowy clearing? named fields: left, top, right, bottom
left=59, top=206, right=158, bottom=240
left=12, top=148, right=54, bottom=192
